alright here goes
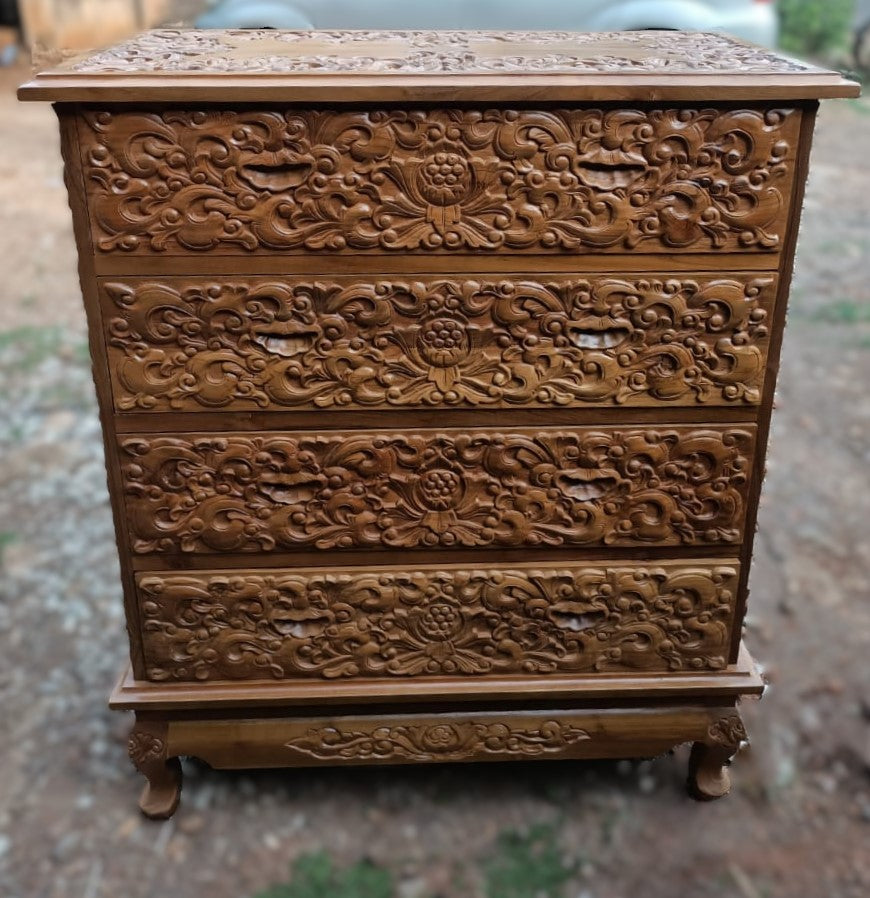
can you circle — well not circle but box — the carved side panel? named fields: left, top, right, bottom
left=284, top=720, right=590, bottom=763
left=119, top=426, right=754, bottom=554
left=102, top=275, right=775, bottom=411
left=138, top=562, right=739, bottom=682
left=79, top=106, right=799, bottom=255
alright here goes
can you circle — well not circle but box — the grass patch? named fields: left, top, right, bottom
left=0, top=325, right=64, bottom=371
left=812, top=299, right=870, bottom=324
left=74, top=339, right=92, bottom=366
left=484, top=822, right=576, bottom=898
left=253, top=852, right=393, bottom=898
left=845, top=97, right=870, bottom=116
left=0, top=531, right=18, bottom=562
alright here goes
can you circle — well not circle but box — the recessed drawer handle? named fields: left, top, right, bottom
left=576, top=160, right=646, bottom=189
left=568, top=327, right=631, bottom=350
left=253, top=331, right=316, bottom=357
left=557, top=473, right=617, bottom=501
left=239, top=161, right=312, bottom=191
left=551, top=610, right=605, bottom=632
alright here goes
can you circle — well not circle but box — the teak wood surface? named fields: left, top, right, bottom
left=20, top=29, right=859, bottom=817
left=18, top=29, right=860, bottom=102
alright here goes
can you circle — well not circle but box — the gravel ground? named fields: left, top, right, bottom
left=0, top=58, right=868, bottom=898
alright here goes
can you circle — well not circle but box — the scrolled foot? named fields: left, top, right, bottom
left=687, top=713, right=747, bottom=802
left=128, top=720, right=182, bottom=819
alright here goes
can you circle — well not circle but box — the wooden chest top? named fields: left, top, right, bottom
left=18, top=28, right=858, bottom=103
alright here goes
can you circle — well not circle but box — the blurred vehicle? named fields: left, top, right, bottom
left=0, top=0, right=18, bottom=65
left=856, top=0, right=870, bottom=69
left=196, top=0, right=779, bottom=47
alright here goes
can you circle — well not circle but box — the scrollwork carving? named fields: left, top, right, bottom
left=103, top=275, right=774, bottom=411
left=70, top=29, right=813, bottom=76
left=81, top=105, right=798, bottom=254
left=119, top=427, right=754, bottom=554
left=138, top=563, right=738, bottom=682
left=127, top=730, right=165, bottom=765
left=708, top=715, right=749, bottom=749
left=284, top=719, right=590, bottom=762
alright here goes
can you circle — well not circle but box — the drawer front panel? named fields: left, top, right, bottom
left=102, top=274, right=776, bottom=412
left=137, top=560, right=739, bottom=682
left=79, top=106, right=799, bottom=256
left=119, top=425, right=755, bottom=554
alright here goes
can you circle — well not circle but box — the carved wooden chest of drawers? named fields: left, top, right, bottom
left=19, top=29, right=858, bottom=817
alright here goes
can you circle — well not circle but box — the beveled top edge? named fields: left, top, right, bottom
left=19, top=29, right=860, bottom=102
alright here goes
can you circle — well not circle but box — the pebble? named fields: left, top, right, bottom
left=178, top=813, right=206, bottom=836
left=638, top=775, right=657, bottom=794
left=397, top=876, right=428, bottom=898
left=51, top=832, right=79, bottom=863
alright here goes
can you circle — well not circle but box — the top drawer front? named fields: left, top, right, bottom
left=78, top=106, right=800, bottom=256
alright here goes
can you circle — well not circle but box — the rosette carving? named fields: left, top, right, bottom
left=128, top=730, right=165, bottom=764
left=119, top=426, right=754, bottom=554
left=102, top=275, right=774, bottom=411
left=708, top=715, right=749, bottom=749
left=138, top=563, right=738, bottom=682
left=81, top=106, right=798, bottom=254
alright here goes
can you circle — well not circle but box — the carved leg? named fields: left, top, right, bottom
left=687, top=712, right=748, bottom=801
left=128, top=718, right=182, bottom=819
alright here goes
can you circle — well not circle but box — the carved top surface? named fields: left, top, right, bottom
left=19, top=29, right=858, bottom=102
left=60, top=30, right=814, bottom=76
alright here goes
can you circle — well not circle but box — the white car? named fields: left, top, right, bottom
left=197, top=0, right=779, bottom=48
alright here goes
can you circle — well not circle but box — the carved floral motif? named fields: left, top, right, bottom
left=103, top=275, right=774, bottom=411
left=138, top=564, right=738, bottom=682
left=708, top=715, right=749, bottom=749
left=128, top=731, right=165, bottom=765
left=70, top=29, right=813, bottom=76
left=119, top=427, right=754, bottom=554
left=81, top=106, right=798, bottom=254
left=284, top=719, right=590, bottom=762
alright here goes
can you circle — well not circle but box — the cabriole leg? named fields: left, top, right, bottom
left=688, top=712, right=748, bottom=801
left=127, top=717, right=182, bottom=819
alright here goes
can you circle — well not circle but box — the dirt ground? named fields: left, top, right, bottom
left=0, top=55, right=869, bottom=898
